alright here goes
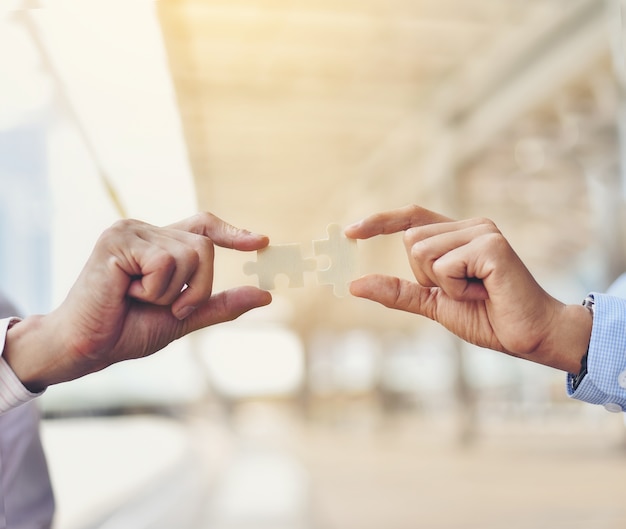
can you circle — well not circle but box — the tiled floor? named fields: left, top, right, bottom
left=42, top=403, right=626, bottom=529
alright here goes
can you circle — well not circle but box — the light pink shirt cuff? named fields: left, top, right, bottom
left=0, top=317, right=44, bottom=413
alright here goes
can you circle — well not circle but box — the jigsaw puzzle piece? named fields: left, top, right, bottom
left=313, top=223, right=359, bottom=297
left=243, top=243, right=317, bottom=290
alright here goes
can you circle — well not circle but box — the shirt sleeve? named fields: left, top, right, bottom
left=567, top=292, right=626, bottom=412
left=0, top=317, right=44, bottom=414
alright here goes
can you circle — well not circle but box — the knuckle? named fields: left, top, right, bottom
left=402, top=228, right=415, bottom=245
left=100, top=219, right=132, bottom=241
left=385, top=277, right=405, bottom=309
left=409, top=239, right=430, bottom=262
left=473, top=217, right=498, bottom=231
left=187, top=211, right=220, bottom=237
left=100, top=219, right=151, bottom=246
left=154, top=251, right=177, bottom=273
left=430, top=260, right=451, bottom=286
left=406, top=204, right=422, bottom=216
left=403, top=226, right=423, bottom=246
left=194, top=211, right=217, bottom=226
left=482, top=230, right=508, bottom=250
left=182, top=245, right=201, bottom=267
left=406, top=204, right=425, bottom=228
left=110, top=218, right=142, bottom=234
left=190, top=233, right=214, bottom=260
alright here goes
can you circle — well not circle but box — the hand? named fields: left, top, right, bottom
left=5, top=212, right=272, bottom=390
left=345, top=205, right=591, bottom=372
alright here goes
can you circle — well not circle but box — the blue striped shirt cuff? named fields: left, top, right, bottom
left=567, top=293, right=626, bottom=411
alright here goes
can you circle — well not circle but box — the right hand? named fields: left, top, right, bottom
left=345, top=205, right=591, bottom=372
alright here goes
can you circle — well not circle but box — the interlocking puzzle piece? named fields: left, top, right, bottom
left=313, top=223, right=359, bottom=297
left=243, top=244, right=317, bottom=290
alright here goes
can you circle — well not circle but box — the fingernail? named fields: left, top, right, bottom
left=175, top=305, right=196, bottom=320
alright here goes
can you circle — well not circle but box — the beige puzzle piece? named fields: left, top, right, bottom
left=314, top=223, right=359, bottom=297
left=243, top=243, right=317, bottom=290
left=243, top=224, right=359, bottom=297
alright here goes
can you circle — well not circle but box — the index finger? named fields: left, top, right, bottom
left=344, top=204, right=453, bottom=239
left=168, top=212, right=269, bottom=251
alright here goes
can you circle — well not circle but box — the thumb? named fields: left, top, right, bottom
left=350, top=274, right=436, bottom=318
left=180, top=286, right=272, bottom=334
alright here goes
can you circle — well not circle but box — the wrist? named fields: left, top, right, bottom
left=539, top=302, right=592, bottom=373
left=3, top=314, right=61, bottom=392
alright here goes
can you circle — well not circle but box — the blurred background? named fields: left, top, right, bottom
left=2, top=0, right=626, bottom=527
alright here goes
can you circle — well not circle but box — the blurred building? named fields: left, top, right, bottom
left=153, top=0, right=626, bottom=420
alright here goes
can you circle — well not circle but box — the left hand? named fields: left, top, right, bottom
left=5, top=212, right=272, bottom=389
